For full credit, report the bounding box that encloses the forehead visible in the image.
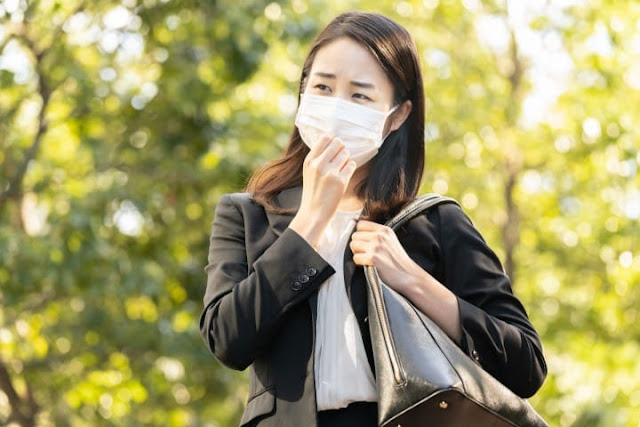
[310,37,392,86]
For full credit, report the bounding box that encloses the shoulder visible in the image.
[401,196,488,250]
[213,192,264,226]
[429,199,489,248]
[215,192,264,214]
[433,200,476,232]
[417,198,499,268]
[401,197,472,232]
[219,192,253,207]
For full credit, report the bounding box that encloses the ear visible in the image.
[388,100,413,133]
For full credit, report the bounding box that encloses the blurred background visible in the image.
[0,0,638,425]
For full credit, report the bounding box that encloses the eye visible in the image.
[313,84,332,93]
[353,93,372,101]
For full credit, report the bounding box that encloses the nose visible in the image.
[331,91,351,102]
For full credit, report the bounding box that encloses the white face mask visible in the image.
[295,93,399,167]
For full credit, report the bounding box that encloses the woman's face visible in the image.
[305,37,396,114]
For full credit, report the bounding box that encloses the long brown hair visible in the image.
[246,11,425,223]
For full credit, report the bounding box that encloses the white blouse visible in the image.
[314,208,377,411]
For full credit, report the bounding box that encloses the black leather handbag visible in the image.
[365,193,547,427]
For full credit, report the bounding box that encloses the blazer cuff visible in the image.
[457,297,486,366]
[253,227,335,311]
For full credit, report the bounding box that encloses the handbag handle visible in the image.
[383,193,457,231]
[364,192,458,282]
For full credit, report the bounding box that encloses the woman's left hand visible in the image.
[351,219,463,343]
[350,219,425,292]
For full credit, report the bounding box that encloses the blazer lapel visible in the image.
[343,234,358,293]
[263,186,363,326]
[263,187,321,318]
[264,187,302,237]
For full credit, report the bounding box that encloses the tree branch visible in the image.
[0,98,25,150]
[0,356,36,427]
[0,72,49,209]
[0,34,13,55]
[0,1,86,211]
[2,291,67,327]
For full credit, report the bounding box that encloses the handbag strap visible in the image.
[383,193,458,230]
[363,193,459,387]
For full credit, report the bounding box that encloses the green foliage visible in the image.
[0,0,638,426]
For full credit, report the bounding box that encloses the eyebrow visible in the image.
[312,72,376,89]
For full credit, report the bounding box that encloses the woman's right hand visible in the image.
[288,135,357,248]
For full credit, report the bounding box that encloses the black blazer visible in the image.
[200,187,546,426]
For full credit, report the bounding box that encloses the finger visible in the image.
[353,252,374,266]
[308,134,335,159]
[316,137,345,167]
[356,220,386,232]
[331,145,351,165]
[351,231,374,242]
[349,239,367,253]
[339,159,357,176]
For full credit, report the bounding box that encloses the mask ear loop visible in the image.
[381,104,401,142]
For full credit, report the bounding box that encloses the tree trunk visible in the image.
[501,25,525,285]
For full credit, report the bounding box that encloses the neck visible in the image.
[338,166,367,211]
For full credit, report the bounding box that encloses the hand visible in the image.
[288,135,357,248]
[350,219,427,292]
[350,219,463,343]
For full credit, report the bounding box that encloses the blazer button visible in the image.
[292,281,302,291]
[306,267,317,276]
[299,274,309,283]
[472,350,480,361]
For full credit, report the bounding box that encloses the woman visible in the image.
[200,11,546,426]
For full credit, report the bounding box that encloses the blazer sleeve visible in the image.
[436,202,547,398]
[199,194,335,371]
